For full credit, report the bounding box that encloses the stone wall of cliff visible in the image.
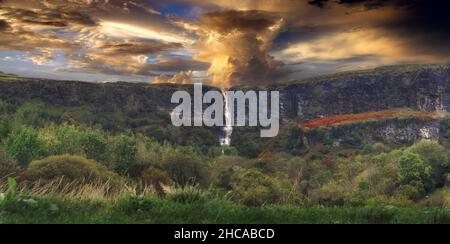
[272,64,450,122]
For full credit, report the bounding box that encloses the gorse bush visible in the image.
[21,155,124,191]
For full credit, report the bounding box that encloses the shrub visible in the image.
[80,130,108,163]
[14,101,59,127]
[372,143,390,154]
[408,140,450,187]
[167,185,210,204]
[396,152,432,199]
[114,135,138,175]
[208,146,238,157]
[21,155,124,191]
[162,154,205,186]
[39,124,83,156]
[0,146,17,178]
[229,168,286,206]
[0,117,12,141]
[7,126,47,166]
[140,168,171,196]
[424,188,450,208]
[238,140,262,158]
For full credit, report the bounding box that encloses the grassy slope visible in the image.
[300,109,440,129]
[1,196,450,224]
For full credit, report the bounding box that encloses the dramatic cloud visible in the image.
[193,10,287,88]
[0,19,9,31]
[0,0,449,85]
[153,71,194,84]
[63,40,185,76]
[0,6,97,27]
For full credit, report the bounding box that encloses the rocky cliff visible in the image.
[238,64,450,123]
[1,64,450,149]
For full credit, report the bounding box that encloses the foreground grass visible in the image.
[1,196,450,224]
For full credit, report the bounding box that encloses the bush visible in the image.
[140,168,171,196]
[0,146,17,177]
[39,124,83,156]
[80,130,108,163]
[21,155,124,190]
[162,154,206,186]
[208,146,238,157]
[372,143,390,154]
[14,102,59,127]
[7,126,47,166]
[408,140,450,187]
[230,168,287,206]
[114,135,138,175]
[0,117,12,141]
[396,152,432,199]
[167,185,210,204]
[424,188,450,208]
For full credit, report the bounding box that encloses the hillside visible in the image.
[2,65,450,223]
[0,74,222,149]
[1,64,450,153]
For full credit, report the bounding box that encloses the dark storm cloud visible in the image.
[0,19,9,31]
[0,6,97,27]
[309,0,389,9]
[305,0,450,61]
[200,10,280,33]
[98,41,183,56]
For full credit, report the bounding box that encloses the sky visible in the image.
[0,0,450,88]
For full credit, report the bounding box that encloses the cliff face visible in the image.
[272,64,450,122]
[1,64,450,148]
[0,76,219,116]
[0,74,223,147]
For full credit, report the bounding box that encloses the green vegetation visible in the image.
[0,99,450,224]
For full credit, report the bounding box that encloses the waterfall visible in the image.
[220,90,233,146]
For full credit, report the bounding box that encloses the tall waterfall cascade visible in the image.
[220,90,233,146]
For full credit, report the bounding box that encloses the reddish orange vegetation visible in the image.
[300,109,440,129]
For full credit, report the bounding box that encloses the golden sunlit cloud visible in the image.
[193,11,287,88]
[0,0,449,84]
[99,21,193,44]
[278,28,441,67]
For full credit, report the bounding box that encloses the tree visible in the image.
[408,140,450,187]
[80,130,108,164]
[114,135,138,175]
[0,117,12,141]
[230,168,287,206]
[396,152,432,198]
[8,126,47,166]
